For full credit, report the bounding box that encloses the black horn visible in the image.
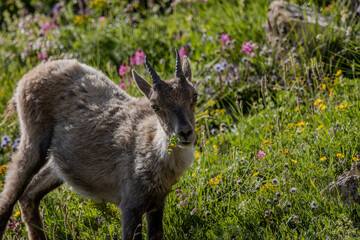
[145,57,162,85]
[175,49,185,79]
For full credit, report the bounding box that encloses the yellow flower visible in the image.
[291,159,297,164]
[261,139,273,146]
[335,69,342,77]
[195,152,200,159]
[320,84,326,90]
[337,153,344,159]
[213,145,218,149]
[353,157,359,162]
[192,173,197,179]
[252,171,260,177]
[317,125,324,130]
[0,165,8,175]
[207,178,214,185]
[73,15,89,25]
[317,103,326,110]
[217,174,222,179]
[320,156,327,162]
[297,122,305,127]
[261,183,278,192]
[279,149,290,154]
[207,100,216,107]
[295,106,299,112]
[335,102,351,111]
[314,99,322,106]
[13,210,20,218]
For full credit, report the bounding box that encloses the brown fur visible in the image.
[0,56,197,240]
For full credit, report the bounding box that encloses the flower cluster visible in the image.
[242,42,254,57]
[207,174,222,185]
[130,49,146,66]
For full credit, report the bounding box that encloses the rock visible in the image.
[266,1,330,47]
[322,162,360,205]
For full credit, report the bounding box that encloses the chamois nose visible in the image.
[177,125,193,139]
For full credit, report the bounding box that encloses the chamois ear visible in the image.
[182,56,192,82]
[132,70,152,99]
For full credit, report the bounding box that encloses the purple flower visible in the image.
[38,52,47,60]
[41,22,51,32]
[221,34,230,45]
[190,208,198,215]
[98,16,105,23]
[119,63,130,77]
[8,220,18,230]
[257,151,266,160]
[179,46,188,60]
[213,63,224,72]
[130,49,146,66]
[242,42,254,57]
[12,138,20,150]
[119,82,126,90]
[1,135,11,145]
[178,200,186,208]
[205,87,213,95]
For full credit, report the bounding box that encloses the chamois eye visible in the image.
[150,104,159,112]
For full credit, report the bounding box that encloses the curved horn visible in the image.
[175,49,185,79]
[145,57,162,85]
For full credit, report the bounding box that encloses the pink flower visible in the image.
[119,81,126,90]
[257,151,266,160]
[98,16,105,23]
[37,52,47,60]
[178,200,186,208]
[179,46,188,60]
[51,23,58,28]
[190,208,198,215]
[130,48,146,66]
[41,22,51,32]
[242,42,254,57]
[119,62,130,77]
[221,34,230,45]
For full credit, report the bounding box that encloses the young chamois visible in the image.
[0,49,198,240]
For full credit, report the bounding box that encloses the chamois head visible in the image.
[132,49,197,147]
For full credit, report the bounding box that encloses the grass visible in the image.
[1,0,360,239]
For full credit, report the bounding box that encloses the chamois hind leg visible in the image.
[0,131,52,238]
[18,161,63,240]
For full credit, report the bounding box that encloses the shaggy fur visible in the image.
[0,55,197,240]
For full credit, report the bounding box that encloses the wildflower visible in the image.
[335,101,351,111]
[1,135,11,146]
[337,153,344,159]
[295,106,300,112]
[195,152,200,159]
[119,81,126,90]
[13,211,20,218]
[317,103,326,110]
[257,151,266,160]
[179,46,188,60]
[237,179,243,185]
[98,16,105,23]
[73,15,89,25]
[213,63,225,72]
[242,42,254,57]
[220,34,230,45]
[8,220,18,230]
[320,84,326,90]
[317,125,324,130]
[207,178,214,185]
[310,201,318,209]
[40,22,51,32]
[119,63,130,77]
[252,171,259,177]
[291,159,297,164]
[335,69,342,77]
[190,208,198,215]
[314,99,322,106]
[130,49,146,66]
[262,139,273,146]
[178,200,186,208]
[272,178,279,185]
[297,122,305,127]
[175,188,182,194]
[276,192,281,197]
[192,173,197,179]
[12,138,20,150]
[320,156,327,162]
[290,187,297,193]
[37,52,47,60]
[353,157,359,162]
[205,210,211,216]
[213,145,218,149]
